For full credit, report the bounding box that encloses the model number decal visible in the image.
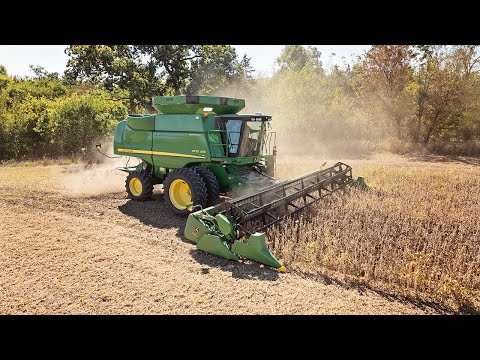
[192,149,206,154]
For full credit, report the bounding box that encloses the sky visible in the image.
[0,45,371,78]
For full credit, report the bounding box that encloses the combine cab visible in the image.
[112,95,366,271]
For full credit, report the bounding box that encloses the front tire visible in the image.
[125,171,154,200]
[163,168,208,217]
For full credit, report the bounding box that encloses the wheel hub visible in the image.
[169,179,192,210]
[129,178,143,196]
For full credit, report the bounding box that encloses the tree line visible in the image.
[0,45,253,160]
[1,45,480,161]
[262,45,480,156]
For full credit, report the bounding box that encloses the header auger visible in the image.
[111,95,367,271]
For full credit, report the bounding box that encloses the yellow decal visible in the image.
[193,227,200,238]
[117,148,205,159]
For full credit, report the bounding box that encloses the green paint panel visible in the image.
[123,125,152,150]
[154,114,205,132]
[197,234,240,260]
[232,233,283,269]
[152,95,245,114]
[127,115,155,131]
[113,119,153,164]
[215,214,233,236]
[185,212,212,244]
[220,156,262,166]
[207,131,226,158]
[114,120,126,145]
[205,164,230,188]
[150,114,210,169]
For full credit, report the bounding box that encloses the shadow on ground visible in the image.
[190,249,279,281]
[292,269,455,314]
[118,192,279,281]
[407,154,480,166]
[118,193,185,236]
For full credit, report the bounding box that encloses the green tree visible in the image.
[0,66,10,89]
[355,45,414,140]
[187,46,254,94]
[64,45,252,111]
[276,45,323,72]
[51,91,128,155]
[65,45,167,111]
[0,70,128,160]
[413,45,480,143]
[135,45,198,96]
[28,65,60,80]
[264,60,358,151]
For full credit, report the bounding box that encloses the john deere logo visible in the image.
[193,227,200,237]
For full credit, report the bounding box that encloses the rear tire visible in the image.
[192,166,220,207]
[163,168,208,217]
[125,171,154,201]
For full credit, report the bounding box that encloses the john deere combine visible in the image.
[113,95,365,271]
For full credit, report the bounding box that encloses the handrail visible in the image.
[262,131,277,156]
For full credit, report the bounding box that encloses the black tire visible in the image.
[192,166,220,207]
[163,168,208,217]
[125,170,154,201]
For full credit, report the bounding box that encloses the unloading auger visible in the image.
[185,162,366,271]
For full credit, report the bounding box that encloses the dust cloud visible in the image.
[62,74,367,198]
[215,74,373,162]
[225,170,279,198]
[62,142,138,197]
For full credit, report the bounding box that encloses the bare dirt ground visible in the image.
[0,154,457,314]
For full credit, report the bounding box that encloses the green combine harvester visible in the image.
[112,95,366,271]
